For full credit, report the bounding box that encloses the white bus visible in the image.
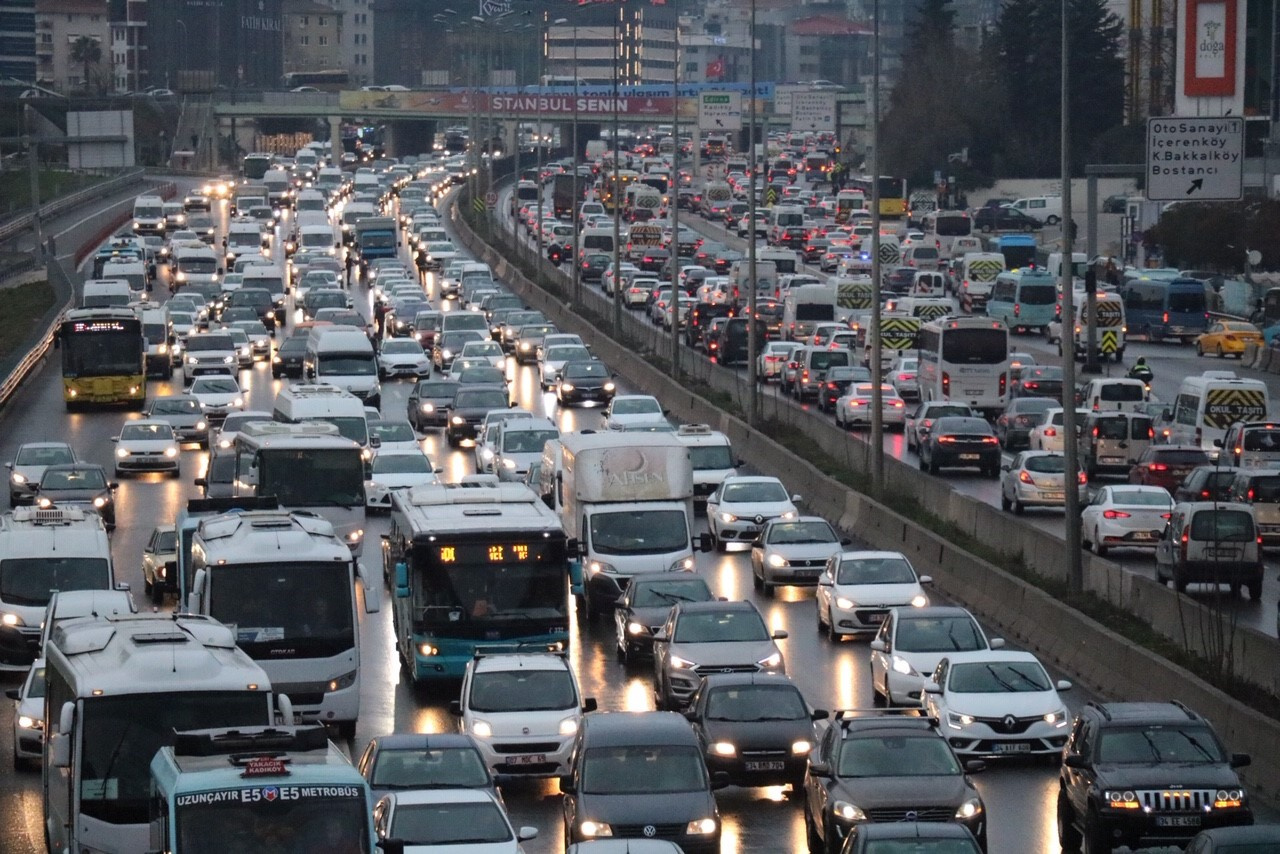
[917,316,1012,416]
[187,510,380,738]
[43,613,277,854]
[231,421,368,557]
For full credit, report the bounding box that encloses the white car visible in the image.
[888,355,920,401]
[757,341,800,381]
[869,606,1004,707]
[378,339,432,379]
[814,550,931,640]
[112,419,181,476]
[706,475,800,551]
[1027,407,1087,452]
[922,650,1072,758]
[834,383,907,430]
[373,789,537,853]
[999,451,1087,514]
[602,394,667,431]
[6,441,77,505]
[10,658,44,769]
[368,419,421,452]
[1080,484,1175,556]
[458,652,596,778]
[187,375,246,422]
[366,449,439,510]
[458,340,506,368]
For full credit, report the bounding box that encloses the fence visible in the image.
[0,168,145,246]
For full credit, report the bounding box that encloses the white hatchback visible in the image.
[815,550,932,640]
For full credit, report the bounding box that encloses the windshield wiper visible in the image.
[1005,666,1048,691]
[983,665,1020,693]
[1174,730,1217,762]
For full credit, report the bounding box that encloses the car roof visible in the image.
[581,711,699,746]
[367,732,483,751]
[1086,701,1205,725]
[674,599,759,616]
[384,788,497,807]
[696,672,801,691]
[937,649,1040,667]
[894,605,972,621]
[471,652,572,674]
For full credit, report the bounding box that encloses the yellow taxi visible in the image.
[1195,320,1263,358]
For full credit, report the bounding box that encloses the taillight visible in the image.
[1014,303,1020,316]
[1018,471,1034,484]
[942,371,950,396]
[1149,463,1169,472]
[1163,311,1169,323]
[1103,509,1131,519]
[999,373,1007,395]
[1078,471,1088,484]
[1180,527,1189,560]
[1044,428,1057,437]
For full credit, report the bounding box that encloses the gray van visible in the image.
[1155,502,1263,598]
[1225,470,1280,548]
[1079,411,1154,477]
[787,346,854,402]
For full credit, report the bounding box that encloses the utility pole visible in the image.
[26,136,42,252]
[611,1,623,338]
[1061,0,1083,595]
[745,0,759,424]
[670,1,681,378]
[869,0,883,489]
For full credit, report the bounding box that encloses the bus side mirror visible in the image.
[358,563,382,614]
[189,568,207,612]
[394,561,410,598]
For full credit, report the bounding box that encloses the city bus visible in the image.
[232,421,368,558]
[58,308,146,409]
[43,613,277,854]
[240,152,274,182]
[281,69,351,92]
[917,315,1012,416]
[849,175,908,218]
[597,169,639,214]
[385,480,569,682]
[188,510,380,738]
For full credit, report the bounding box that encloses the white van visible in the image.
[298,222,341,257]
[132,194,166,236]
[224,219,267,265]
[675,424,740,507]
[1077,378,1148,413]
[272,382,371,449]
[303,326,381,407]
[80,278,132,309]
[1010,196,1063,226]
[957,252,1005,313]
[171,244,221,288]
[100,258,148,302]
[783,283,838,343]
[1170,371,1270,455]
[1049,291,1126,362]
[141,307,171,379]
[579,226,615,257]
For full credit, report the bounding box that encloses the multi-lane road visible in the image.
[0,175,1269,854]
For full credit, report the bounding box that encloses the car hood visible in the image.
[576,790,716,825]
[403,840,518,854]
[38,487,108,501]
[699,717,814,749]
[628,605,677,630]
[153,414,204,427]
[119,439,177,453]
[832,773,973,809]
[194,393,240,406]
[834,582,925,608]
[1092,763,1244,789]
[717,500,795,520]
[370,473,438,490]
[668,640,780,668]
[766,542,843,561]
[382,352,428,364]
[943,690,1063,718]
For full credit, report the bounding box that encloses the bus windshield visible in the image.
[257,448,365,506]
[0,557,109,606]
[941,329,1007,364]
[177,793,370,854]
[209,562,355,658]
[62,329,143,377]
[413,556,567,626]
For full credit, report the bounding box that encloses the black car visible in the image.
[406,378,460,430]
[804,238,833,264]
[443,385,512,446]
[356,733,496,801]
[711,317,767,367]
[693,241,725,269]
[839,821,984,854]
[613,573,714,662]
[781,226,809,249]
[994,398,1057,450]
[803,712,987,853]
[973,206,1041,233]
[1173,465,1240,502]
[556,360,617,407]
[884,266,918,296]
[686,673,826,788]
[1058,701,1252,853]
[1012,365,1064,399]
[35,464,117,528]
[819,366,873,413]
[271,335,308,378]
[919,417,1001,477]
[685,303,733,349]
[637,247,670,274]
[561,711,723,854]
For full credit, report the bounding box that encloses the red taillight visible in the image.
[1103,509,1131,519]
[980,436,999,444]
[1149,463,1169,472]
[1163,311,1169,323]
[942,371,950,396]
[1044,428,1057,437]
[1078,471,1088,484]
[898,373,916,382]
[1014,303,1020,317]
[1161,513,1172,520]
[892,401,905,408]
[1018,471,1034,484]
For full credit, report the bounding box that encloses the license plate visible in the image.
[1101,456,1124,463]
[964,389,983,396]
[1131,532,1156,541]
[1205,548,1240,558]
[507,754,547,766]
[1155,816,1201,828]
[865,612,887,623]
[958,453,980,460]
[796,569,822,578]
[744,760,786,771]
[1041,492,1064,500]
[991,742,1031,753]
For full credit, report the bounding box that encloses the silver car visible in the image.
[652,599,787,710]
[749,516,847,595]
[7,442,78,505]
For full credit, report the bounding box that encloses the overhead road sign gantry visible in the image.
[698,91,743,132]
[1145,116,1243,201]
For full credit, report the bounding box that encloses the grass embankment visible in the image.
[0,280,57,362]
[0,169,104,217]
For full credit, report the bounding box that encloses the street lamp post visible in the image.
[1060,0,1083,594]
[869,0,884,489]
[611,1,623,338]
[745,0,759,421]
[571,21,581,308]
[670,1,681,378]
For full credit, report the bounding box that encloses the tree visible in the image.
[70,36,102,93]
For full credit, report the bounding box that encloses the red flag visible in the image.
[706,57,724,80]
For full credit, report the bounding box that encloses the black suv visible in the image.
[1057,701,1253,853]
[803,711,987,853]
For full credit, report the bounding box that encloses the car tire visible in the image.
[928,454,940,475]
[804,802,823,854]
[752,565,763,591]
[1083,808,1111,854]
[1196,342,1204,356]
[1174,571,1189,594]
[1247,577,1263,600]
[1093,535,1108,557]
[1013,496,1024,515]
[150,579,164,606]
[1057,794,1083,852]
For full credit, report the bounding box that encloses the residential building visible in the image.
[108,0,144,92]
[314,0,371,87]
[546,3,677,86]
[284,0,342,75]
[1,0,37,82]
[35,0,110,93]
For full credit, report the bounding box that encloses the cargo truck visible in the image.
[352,216,399,272]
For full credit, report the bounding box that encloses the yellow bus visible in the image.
[850,175,908,219]
[59,308,146,409]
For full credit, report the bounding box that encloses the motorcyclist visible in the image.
[1127,356,1153,383]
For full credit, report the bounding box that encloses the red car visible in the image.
[1128,445,1211,493]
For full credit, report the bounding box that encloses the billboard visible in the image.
[1175,0,1244,116]
[338,90,674,116]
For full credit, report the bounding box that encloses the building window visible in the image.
[318,36,327,46]
[799,45,816,55]
[685,61,697,73]
[300,35,309,45]
[319,16,326,26]
[301,16,308,26]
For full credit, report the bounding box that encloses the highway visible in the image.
[0,175,1268,854]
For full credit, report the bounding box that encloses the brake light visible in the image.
[1163,311,1169,324]
[1248,488,1256,500]
[1200,490,1211,498]
[999,372,1007,396]
[1078,471,1088,484]
[1103,509,1131,519]
[892,400,905,408]
[1019,471,1033,484]
[1014,303,1020,317]
[1044,428,1057,437]
[942,371,950,396]
[1161,513,1172,520]
[1149,463,1169,472]
[1180,526,1189,560]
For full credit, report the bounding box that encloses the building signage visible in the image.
[1183,0,1236,96]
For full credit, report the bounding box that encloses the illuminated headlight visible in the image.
[232,397,244,407]
[470,719,493,738]
[559,382,575,391]
[628,621,650,636]
[1214,789,1245,809]
[955,799,983,820]
[719,512,738,524]
[832,800,866,822]
[603,381,616,391]
[222,356,235,364]
[519,342,532,351]
[93,496,108,508]
[273,354,283,363]
[1044,708,1069,727]
[686,818,717,836]
[417,643,438,657]
[37,497,53,508]
[451,416,465,425]
[501,458,517,470]
[780,510,798,520]
[791,739,812,755]
[767,553,788,568]
[911,594,929,608]
[710,741,736,757]
[158,344,168,354]
[346,529,364,544]
[0,612,24,627]
[441,349,453,360]
[890,655,916,676]
[579,821,612,838]
[195,421,207,431]
[946,711,976,729]
[835,597,856,609]
[669,556,695,572]
[587,561,615,575]
[176,271,187,282]
[558,716,579,736]
[134,221,142,230]
[10,472,26,484]
[420,402,435,413]
[163,447,178,458]
[327,670,357,692]
[116,448,131,458]
[668,654,697,670]
[757,652,783,670]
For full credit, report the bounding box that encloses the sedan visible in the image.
[993,398,1056,451]
[999,451,1086,514]
[614,574,715,663]
[1128,445,1212,492]
[757,341,800,382]
[685,673,824,788]
[1195,320,1263,358]
[818,366,873,414]
[706,476,800,551]
[368,419,421,452]
[187,375,245,422]
[839,823,984,854]
[378,339,432,379]
[750,517,847,595]
[1010,365,1063,399]
[1173,465,1238,503]
[6,441,77,506]
[444,386,513,447]
[1027,407,1088,452]
[835,384,906,431]
[556,360,617,407]
[920,417,1002,477]
[540,344,592,389]
[112,420,181,476]
[407,378,460,431]
[366,449,439,511]
[271,335,307,378]
[906,402,977,455]
[356,732,496,801]
[815,551,932,640]
[869,606,1004,708]
[144,394,209,447]
[35,464,117,528]
[1080,484,1175,555]
[652,600,788,710]
[922,650,1072,758]
[887,356,920,401]
[603,394,667,430]
[373,789,536,852]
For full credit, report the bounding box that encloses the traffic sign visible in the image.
[472,197,486,213]
[484,191,498,209]
[698,92,742,132]
[1146,116,1243,202]
[791,92,836,133]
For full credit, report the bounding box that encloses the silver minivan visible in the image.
[1078,411,1154,477]
[1155,502,1263,599]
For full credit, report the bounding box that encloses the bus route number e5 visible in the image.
[438,544,532,563]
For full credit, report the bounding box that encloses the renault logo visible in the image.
[643,825,657,837]
[1003,715,1017,730]
[754,514,764,524]
[521,726,530,735]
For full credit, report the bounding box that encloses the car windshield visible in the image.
[391,801,511,845]
[16,445,74,466]
[948,661,1051,693]
[417,381,459,399]
[563,362,608,379]
[1023,455,1065,474]
[705,685,807,721]
[546,346,590,363]
[721,481,789,503]
[370,422,416,444]
[837,557,917,585]
[41,468,106,490]
[372,453,431,475]
[382,341,422,355]
[191,378,239,395]
[673,609,769,643]
[469,668,576,712]
[838,734,963,777]
[689,445,734,471]
[631,578,712,607]
[370,745,491,790]
[1097,725,1225,764]
[457,368,504,385]
[453,389,508,409]
[580,746,707,794]
[895,616,985,652]
[502,430,558,454]
[120,423,174,441]
[612,397,661,415]
[766,520,836,544]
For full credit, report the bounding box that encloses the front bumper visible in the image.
[477,734,574,777]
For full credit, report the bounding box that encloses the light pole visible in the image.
[571,19,581,308]
[745,0,759,421]
[669,1,681,377]
[1060,0,1083,594]
[869,0,884,489]
[610,0,623,338]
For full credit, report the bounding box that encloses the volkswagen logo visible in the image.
[643,825,657,837]
[521,726,530,735]
[904,810,918,821]
[1003,715,1017,730]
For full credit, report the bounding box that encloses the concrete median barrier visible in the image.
[1257,347,1274,372]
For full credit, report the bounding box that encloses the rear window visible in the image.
[1189,509,1254,541]
[1020,284,1057,305]
[1025,455,1065,473]
[1095,418,1128,440]
[1169,290,1207,313]
[1100,384,1144,401]
[809,351,850,371]
[1156,450,1211,466]
[1244,476,1280,503]
[1242,429,1280,452]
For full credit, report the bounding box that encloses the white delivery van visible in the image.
[675,424,740,507]
[100,258,148,302]
[957,252,1005,313]
[171,244,221,289]
[298,222,341,257]
[1010,196,1063,226]
[783,283,838,343]
[303,326,381,407]
[1077,377,1148,413]
[132,194,166,236]
[224,219,267,265]
[80,278,132,309]
[272,382,372,450]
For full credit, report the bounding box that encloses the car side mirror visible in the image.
[4,689,17,700]
[808,760,831,778]
[1056,679,1073,691]
[924,682,942,694]
[989,638,1005,649]
[582,697,598,713]
[448,700,462,717]
[194,477,207,488]
[376,840,405,854]
[652,629,669,643]
[772,630,788,640]
[964,759,986,774]
[869,639,887,652]
[1064,753,1089,769]
[558,775,575,793]
[108,482,119,491]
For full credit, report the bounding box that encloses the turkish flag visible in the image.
[707,57,724,80]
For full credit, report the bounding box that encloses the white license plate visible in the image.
[1131,532,1157,541]
[991,742,1031,753]
[865,612,887,623]
[964,389,983,396]
[744,760,786,771]
[1205,548,1240,559]
[958,454,980,460]
[507,754,547,766]
[1101,456,1124,463]
[1041,492,1064,500]
[1155,816,1201,828]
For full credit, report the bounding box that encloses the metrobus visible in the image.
[1117,271,1210,343]
[58,308,146,409]
[385,480,569,682]
[240,152,274,182]
[43,613,276,854]
[281,69,350,92]
[188,510,380,738]
[231,421,368,558]
[150,726,376,854]
[923,210,973,258]
[849,175,908,218]
[917,316,1012,416]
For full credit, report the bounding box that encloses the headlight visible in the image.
[116,448,130,458]
[668,654,697,670]
[780,510,798,520]
[0,612,24,627]
[417,643,439,657]
[1105,790,1139,809]
[232,397,244,407]
[946,711,976,729]
[579,821,612,838]
[603,381,616,391]
[628,621,649,636]
[442,349,453,360]
[327,670,357,692]
[420,403,435,412]
[757,652,783,669]
[911,594,929,608]
[346,529,363,543]
[1214,789,1245,808]
[719,512,738,524]
[558,716,579,736]
[501,458,517,470]
[163,447,178,458]
[451,416,465,425]
[669,556,695,572]
[195,421,207,430]
[222,355,235,364]
[587,561,616,575]
[8,471,24,484]
[767,553,788,568]
[559,382,575,391]
[832,800,866,822]
[686,818,717,836]
[791,740,812,755]
[520,342,532,351]
[16,715,41,730]
[710,741,736,757]
[891,655,916,676]
[93,496,108,508]
[471,720,493,738]
[1044,708,1069,727]
[955,798,983,819]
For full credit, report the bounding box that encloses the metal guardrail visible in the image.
[0,168,145,246]
[0,258,69,410]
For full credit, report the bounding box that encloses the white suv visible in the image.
[454,652,597,778]
[181,331,238,384]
